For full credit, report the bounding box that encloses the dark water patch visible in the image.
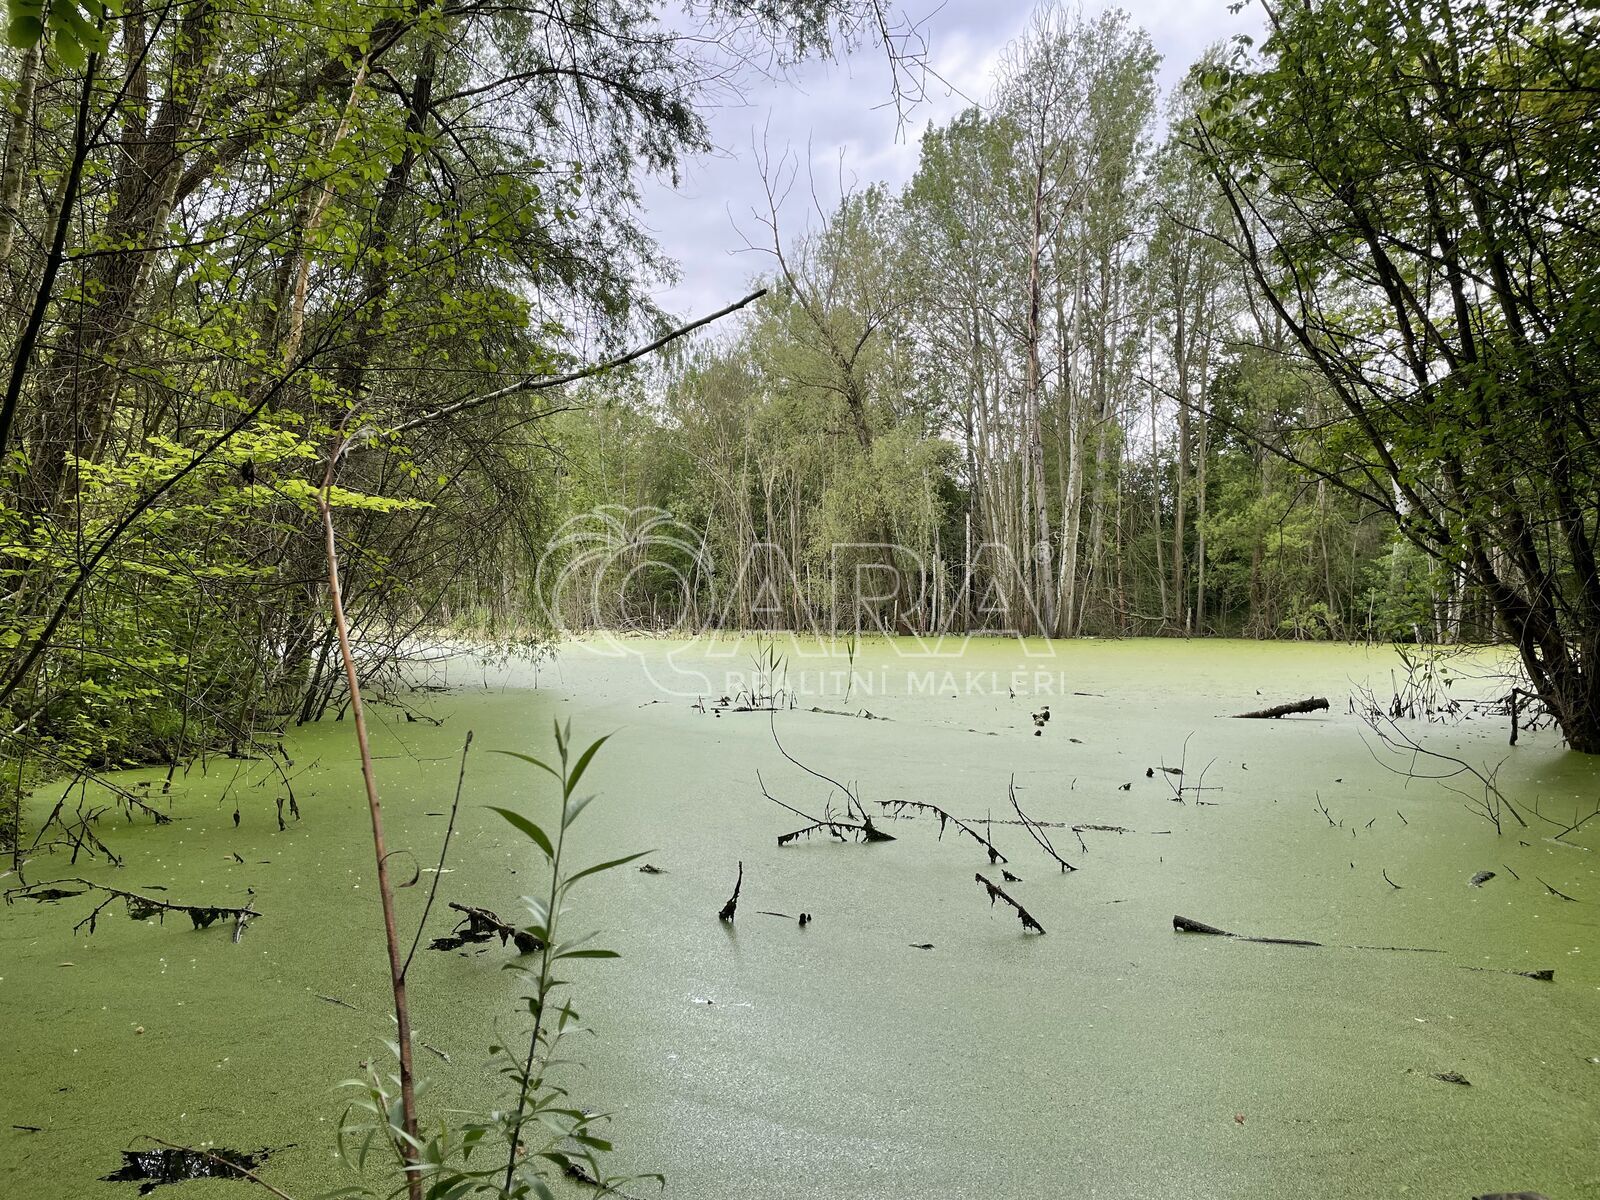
[102,1146,274,1194]
[20,887,86,902]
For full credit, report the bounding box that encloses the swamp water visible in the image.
[3,638,1599,1199]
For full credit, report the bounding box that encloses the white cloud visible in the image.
[641,0,1264,321]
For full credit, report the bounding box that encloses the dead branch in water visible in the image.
[768,712,884,828]
[1233,697,1329,719]
[1007,776,1075,872]
[1537,876,1578,903]
[5,878,258,941]
[1173,914,1321,946]
[1155,734,1221,803]
[1354,688,1535,834]
[878,799,1005,863]
[432,901,541,953]
[758,772,893,845]
[975,872,1045,933]
[719,862,743,922]
[402,731,474,978]
[1173,915,1550,980]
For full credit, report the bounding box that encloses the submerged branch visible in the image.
[1007,776,1075,872]
[878,799,1006,863]
[6,878,258,940]
[432,902,541,953]
[1173,914,1546,981]
[758,771,893,846]
[718,861,743,922]
[975,872,1044,934]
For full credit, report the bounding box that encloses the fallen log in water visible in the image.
[1232,697,1330,719]
[1174,915,1553,979]
[1173,914,1321,946]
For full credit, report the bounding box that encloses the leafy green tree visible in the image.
[1195,0,1600,746]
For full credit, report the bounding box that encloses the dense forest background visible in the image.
[543,10,1442,647]
[2,0,1599,828]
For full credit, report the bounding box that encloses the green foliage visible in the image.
[4,0,117,66]
[337,724,657,1200]
[1193,0,1600,736]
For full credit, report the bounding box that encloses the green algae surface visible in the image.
[4,638,1599,1199]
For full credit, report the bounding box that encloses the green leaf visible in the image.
[562,733,610,797]
[487,806,554,858]
[6,14,42,46]
[521,894,550,928]
[493,748,560,781]
[562,791,597,828]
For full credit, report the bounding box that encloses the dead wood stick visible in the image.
[1233,697,1330,719]
[1458,964,1555,982]
[878,799,1006,863]
[718,862,743,922]
[1537,876,1579,902]
[1008,776,1075,872]
[1173,914,1321,946]
[442,902,541,953]
[4,878,257,938]
[767,716,885,833]
[975,872,1045,934]
[759,772,892,846]
[400,731,473,978]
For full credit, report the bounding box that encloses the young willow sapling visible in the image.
[337,722,660,1200]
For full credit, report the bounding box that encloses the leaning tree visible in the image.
[1194,0,1600,749]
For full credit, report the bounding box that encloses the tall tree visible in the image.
[1195,0,1600,747]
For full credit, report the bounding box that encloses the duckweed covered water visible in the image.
[3,638,1598,1199]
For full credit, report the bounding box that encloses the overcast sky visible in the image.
[639,0,1265,322]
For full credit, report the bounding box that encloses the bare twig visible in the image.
[975,872,1045,933]
[394,290,768,433]
[1007,776,1075,872]
[401,731,474,979]
[877,799,1006,863]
